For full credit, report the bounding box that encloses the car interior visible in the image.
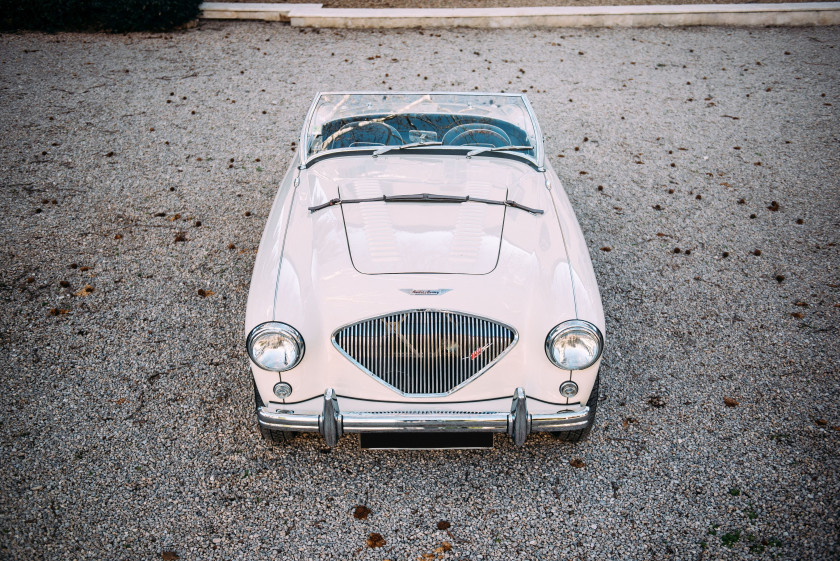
[316,113,530,153]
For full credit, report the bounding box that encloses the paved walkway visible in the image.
[230,0,834,5]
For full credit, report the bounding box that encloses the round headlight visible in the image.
[247,322,305,372]
[545,320,604,370]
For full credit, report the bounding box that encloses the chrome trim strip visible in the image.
[519,94,544,167]
[331,309,518,398]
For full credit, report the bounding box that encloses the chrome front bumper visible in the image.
[258,388,591,447]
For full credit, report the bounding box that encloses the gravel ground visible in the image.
[1,22,839,561]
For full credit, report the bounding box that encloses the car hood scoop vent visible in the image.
[339,179,506,275]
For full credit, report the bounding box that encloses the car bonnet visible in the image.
[304,154,542,275]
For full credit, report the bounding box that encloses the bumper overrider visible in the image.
[258,388,591,447]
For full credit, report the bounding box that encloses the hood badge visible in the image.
[464,343,492,361]
[400,289,452,296]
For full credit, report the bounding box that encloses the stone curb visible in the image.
[199,1,840,27]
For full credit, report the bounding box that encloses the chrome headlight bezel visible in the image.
[545,320,604,370]
[247,322,305,372]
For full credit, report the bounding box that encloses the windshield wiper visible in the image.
[308,193,543,215]
[372,141,443,156]
[465,145,534,157]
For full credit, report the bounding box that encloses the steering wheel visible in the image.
[449,129,509,148]
[323,121,403,150]
[443,123,511,146]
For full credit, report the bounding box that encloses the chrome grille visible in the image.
[332,310,517,396]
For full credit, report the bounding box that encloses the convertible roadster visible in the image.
[245,92,605,447]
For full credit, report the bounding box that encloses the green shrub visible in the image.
[0,0,202,32]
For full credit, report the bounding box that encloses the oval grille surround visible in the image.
[332,310,517,397]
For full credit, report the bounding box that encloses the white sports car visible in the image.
[245,92,604,447]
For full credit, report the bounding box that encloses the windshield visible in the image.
[301,92,542,166]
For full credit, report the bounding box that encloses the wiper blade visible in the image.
[308,193,543,215]
[384,193,465,203]
[465,145,534,157]
[372,141,443,156]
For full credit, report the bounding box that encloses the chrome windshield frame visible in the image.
[298,91,544,169]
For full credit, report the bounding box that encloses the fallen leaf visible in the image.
[48,308,70,316]
[436,520,451,531]
[161,552,179,561]
[723,396,739,407]
[569,458,585,468]
[366,533,386,548]
[600,246,611,252]
[168,213,181,221]
[197,289,214,298]
[791,312,804,319]
[353,505,371,520]
[816,419,827,426]
[74,285,94,297]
